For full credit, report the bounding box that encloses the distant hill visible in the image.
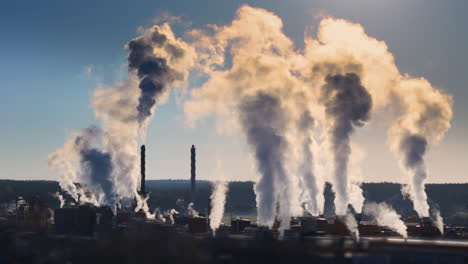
[1,180,467,224]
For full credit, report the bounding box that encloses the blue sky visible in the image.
[0,0,467,183]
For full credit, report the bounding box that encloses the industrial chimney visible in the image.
[140,145,146,196]
[190,145,196,203]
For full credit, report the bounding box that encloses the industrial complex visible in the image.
[0,145,467,264]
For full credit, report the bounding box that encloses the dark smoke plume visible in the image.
[238,93,289,227]
[400,134,427,169]
[320,73,372,215]
[127,28,184,123]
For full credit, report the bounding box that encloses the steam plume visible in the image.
[433,209,444,235]
[364,202,408,238]
[53,192,65,208]
[166,209,179,224]
[297,111,324,216]
[187,202,199,217]
[48,126,117,212]
[390,79,452,218]
[209,180,228,233]
[320,73,372,216]
[49,22,193,217]
[239,93,291,228]
[344,213,359,240]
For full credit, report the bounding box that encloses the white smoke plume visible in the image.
[210,180,228,234]
[320,73,372,216]
[49,22,194,217]
[433,209,444,235]
[184,5,452,229]
[48,5,453,228]
[187,202,199,217]
[48,126,116,212]
[297,111,325,216]
[53,192,66,208]
[166,209,179,224]
[344,213,359,241]
[185,6,309,230]
[364,202,408,238]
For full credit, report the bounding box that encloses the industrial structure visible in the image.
[190,144,196,203]
[1,144,467,263]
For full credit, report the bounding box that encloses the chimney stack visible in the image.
[190,145,196,203]
[140,145,146,195]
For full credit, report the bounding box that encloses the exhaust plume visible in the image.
[297,111,324,216]
[344,213,359,241]
[364,202,408,238]
[187,202,199,217]
[48,126,117,212]
[320,73,372,216]
[126,24,194,138]
[50,22,193,217]
[209,180,228,233]
[53,192,65,208]
[166,209,179,225]
[390,79,452,218]
[433,209,444,235]
[239,93,291,228]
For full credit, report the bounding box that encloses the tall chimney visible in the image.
[190,145,196,203]
[140,145,146,195]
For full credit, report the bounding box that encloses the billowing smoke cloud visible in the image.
[49,4,453,230]
[390,80,452,218]
[399,134,429,216]
[184,5,452,231]
[127,24,194,139]
[364,202,408,238]
[49,23,193,217]
[239,93,292,229]
[320,73,372,216]
[48,126,117,212]
[209,180,228,233]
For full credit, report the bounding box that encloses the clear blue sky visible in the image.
[0,0,466,183]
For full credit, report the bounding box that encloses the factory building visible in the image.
[54,205,96,235]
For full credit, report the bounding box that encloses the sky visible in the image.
[0,0,467,183]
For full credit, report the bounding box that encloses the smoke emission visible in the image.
[49,22,194,217]
[344,213,359,241]
[48,5,453,229]
[320,73,372,216]
[364,202,408,238]
[239,93,291,229]
[209,181,228,233]
[126,24,192,134]
[187,202,199,217]
[48,126,117,212]
[433,209,444,235]
[297,111,324,216]
[53,192,65,208]
[399,134,430,217]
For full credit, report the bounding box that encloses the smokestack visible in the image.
[140,145,146,195]
[191,145,196,203]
